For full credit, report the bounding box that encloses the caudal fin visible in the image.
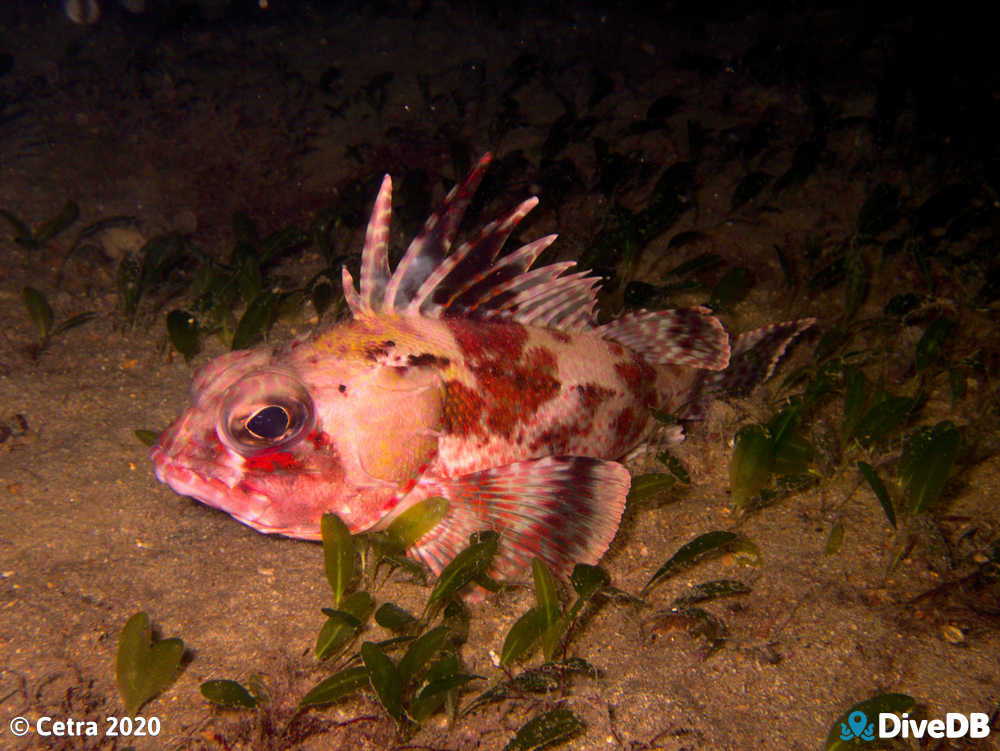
[720,318,816,395]
[678,318,815,419]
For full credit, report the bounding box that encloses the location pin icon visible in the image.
[848,711,867,738]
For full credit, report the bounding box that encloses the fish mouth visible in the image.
[149,443,285,534]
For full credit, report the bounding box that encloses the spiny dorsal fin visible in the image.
[342,153,602,330]
[384,154,492,311]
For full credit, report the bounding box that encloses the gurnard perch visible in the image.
[151,154,814,581]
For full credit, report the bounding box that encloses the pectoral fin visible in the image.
[406,456,630,582]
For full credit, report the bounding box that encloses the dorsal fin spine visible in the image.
[342,152,602,331]
[359,174,393,314]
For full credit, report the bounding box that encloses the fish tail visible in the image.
[680,317,816,419]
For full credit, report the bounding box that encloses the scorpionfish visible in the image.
[151,154,813,581]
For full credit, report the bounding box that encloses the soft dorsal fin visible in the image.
[596,307,731,370]
[342,153,602,331]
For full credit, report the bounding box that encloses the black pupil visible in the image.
[246,406,290,440]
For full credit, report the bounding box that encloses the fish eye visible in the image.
[245,405,290,440]
[218,370,315,456]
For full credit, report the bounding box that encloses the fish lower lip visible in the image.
[151,454,267,523]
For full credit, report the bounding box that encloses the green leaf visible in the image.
[627,473,675,504]
[730,172,771,212]
[115,612,184,716]
[644,531,759,594]
[425,531,499,612]
[409,651,471,722]
[812,326,847,362]
[321,513,355,607]
[315,591,373,660]
[138,233,188,295]
[656,450,690,483]
[374,602,418,633]
[299,665,369,708]
[319,608,362,628]
[841,365,868,444]
[134,429,159,446]
[441,599,470,648]
[245,674,269,704]
[0,209,36,248]
[504,707,584,751]
[843,245,867,321]
[825,693,915,750]
[397,625,450,689]
[671,579,750,607]
[465,661,593,717]
[900,421,960,514]
[569,564,605,602]
[22,286,53,341]
[771,431,814,476]
[410,672,479,723]
[855,395,915,447]
[857,461,895,528]
[532,558,560,630]
[34,201,79,244]
[231,292,278,350]
[730,424,774,508]
[914,317,955,372]
[200,679,259,709]
[767,406,813,476]
[551,564,607,647]
[825,522,844,555]
[500,608,544,667]
[51,311,97,337]
[236,255,262,303]
[383,496,450,552]
[708,266,752,311]
[773,244,795,287]
[166,310,199,362]
[533,559,564,662]
[361,642,404,724]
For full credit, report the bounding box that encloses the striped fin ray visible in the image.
[343,151,604,331]
[443,235,557,316]
[407,456,630,581]
[489,269,602,329]
[383,154,493,312]
[404,196,540,316]
[466,262,577,316]
[357,174,393,315]
[597,307,731,369]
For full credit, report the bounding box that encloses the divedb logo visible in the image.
[839,710,992,741]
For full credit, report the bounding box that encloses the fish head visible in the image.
[150,337,443,538]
